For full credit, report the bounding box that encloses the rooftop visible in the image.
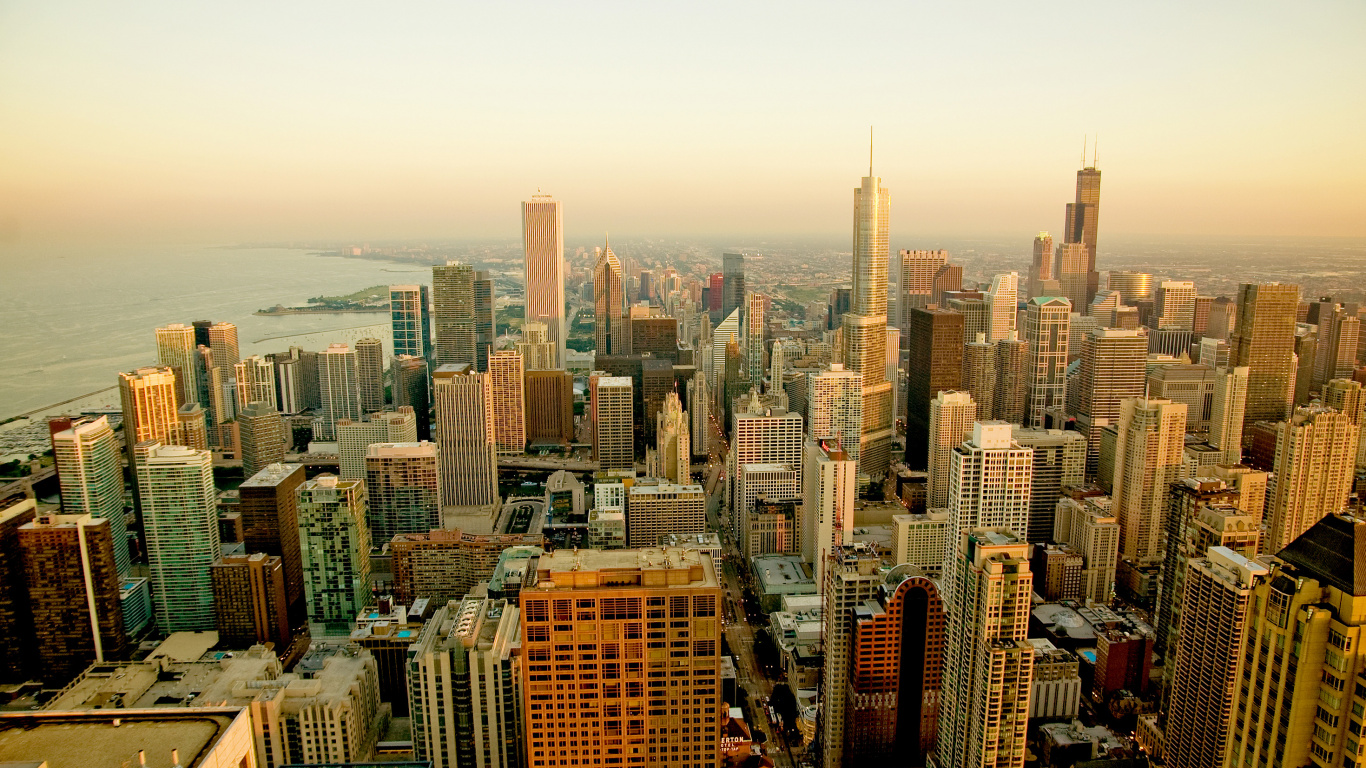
[531,547,718,590]
[1277,513,1366,596]
[0,709,249,768]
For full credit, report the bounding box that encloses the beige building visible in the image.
[1208,365,1250,464]
[945,423,1033,587]
[335,407,419,480]
[354,337,385,413]
[433,365,500,508]
[802,438,857,588]
[365,441,441,542]
[119,365,180,445]
[655,391,690,484]
[517,321,557,371]
[926,391,976,509]
[235,355,278,414]
[488,350,527,456]
[1023,297,1072,428]
[238,401,286,480]
[1052,495,1120,604]
[0,708,256,768]
[1071,328,1146,472]
[820,542,884,768]
[892,509,950,578]
[1230,282,1300,423]
[316,343,361,441]
[1112,398,1187,563]
[519,548,723,768]
[591,375,634,471]
[155,323,200,405]
[1267,404,1358,551]
[805,364,862,465]
[625,479,706,549]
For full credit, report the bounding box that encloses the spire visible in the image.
[869,125,874,177]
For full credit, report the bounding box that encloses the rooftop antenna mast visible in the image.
[1093,134,1099,168]
[869,125,874,176]
[1081,135,1087,168]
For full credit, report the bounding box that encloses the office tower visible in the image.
[897,248,949,331]
[232,355,276,414]
[994,333,1027,423]
[1266,405,1358,551]
[769,338,787,393]
[519,548,722,768]
[722,251,746,318]
[932,264,963,306]
[631,316,680,361]
[409,594,525,768]
[1147,363,1218,432]
[364,442,441,543]
[271,353,303,413]
[433,365,500,507]
[589,374,634,471]
[708,271,724,312]
[522,194,566,368]
[1203,295,1235,341]
[843,567,945,764]
[198,350,234,446]
[947,293,987,343]
[802,438,856,588]
[239,463,306,625]
[905,307,965,468]
[1062,161,1102,306]
[390,284,433,359]
[1293,323,1318,405]
[433,261,477,366]
[1107,271,1153,305]
[1012,427,1086,543]
[391,354,431,440]
[625,480,706,548]
[296,475,370,633]
[237,401,286,479]
[351,337,385,412]
[822,542,886,768]
[1162,546,1266,768]
[315,343,360,440]
[1207,365,1250,464]
[1023,233,1054,299]
[524,369,575,447]
[806,363,863,464]
[205,321,240,368]
[746,291,766,383]
[1089,289,1122,326]
[937,529,1033,768]
[1054,243,1092,313]
[927,391,976,509]
[487,350,526,456]
[1153,280,1197,329]
[155,323,200,405]
[655,391,690,484]
[846,169,895,477]
[1112,398,1187,563]
[336,407,419,480]
[827,286,853,331]
[134,442,219,632]
[211,553,291,651]
[18,513,126,683]
[1313,303,1361,389]
[51,416,130,576]
[962,334,996,420]
[1226,514,1366,768]
[594,242,627,355]
[946,423,1033,576]
[1231,282,1301,421]
[1023,297,1071,428]
[1071,328,1146,471]
[1324,378,1366,466]
[687,374,711,458]
[986,272,1019,342]
[464,270,492,370]
[516,321,556,370]
[710,309,740,393]
[1053,496,1120,603]
[0,499,38,680]
[1192,294,1214,337]
[118,366,179,445]
[729,392,804,532]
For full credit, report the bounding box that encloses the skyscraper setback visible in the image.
[522,194,566,368]
[1062,160,1101,308]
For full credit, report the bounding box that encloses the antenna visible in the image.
[1081,135,1087,168]
[869,125,874,176]
[1093,134,1098,168]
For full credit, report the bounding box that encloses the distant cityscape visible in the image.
[3,153,1366,768]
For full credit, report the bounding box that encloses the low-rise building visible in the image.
[1027,639,1082,720]
[751,553,817,613]
[892,509,949,576]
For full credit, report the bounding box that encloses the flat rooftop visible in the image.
[0,709,245,768]
[533,547,718,590]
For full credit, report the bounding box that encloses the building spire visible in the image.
[869,125,874,176]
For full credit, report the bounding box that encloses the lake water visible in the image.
[0,244,429,421]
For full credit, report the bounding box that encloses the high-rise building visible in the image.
[335,407,419,480]
[1070,328,1146,472]
[354,337,385,412]
[708,271,724,312]
[822,542,886,768]
[926,391,976,509]
[802,438,856,589]
[1012,427,1086,543]
[134,442,219,633]
[1111,398,1188,563]
[1313,302,1361,390]
[316,343,361,441]
[1208,366,1250,464]
[655,391,690,484]
[525,369,575,448]
[625,480,706,548]
[517,321,557,370]
[746,291,766,384]
[239,463,307,625]
[233,354,277,415]
[1027,233,1055,298]
[1107,271,1153,305]
[118,366,179,446]
[433,261,477,367]
[523,194,566,368]
[828,286,852,331]
[932,264,963,306]
[1164,546,1267,768]
[1324,377,1366,467]
[1023,297,1071,428]
[210,552,292,652]
[519,548,722,768]
[155,323,200,406]
[994,332,1028,424]
[1266,404,1358,551]
[710,309,740,395]
[905,307,965,469]
[590,374,634,471]
[962,334,996,420]
[946,423,1033,579]
[1062,162,1102,308]
[389,532,543,606]
[18,513,126,684]
[687,374,711,458]
[1055,243,1092,314]
[806,364,862,464]
[410,594,526,768]
[390,284,433,360]
[937,529,1033,768]
[51,416,130,576]
[1230,282,1300,422]
[365,442,442,543]
[474,270,496,372]
[843,566,945,764]
[206,321,240,368]
[1153,280,1197,330]
[846,169,895,477]
[723,251,746,318]
[237,400,286,480]
[0,499,38,680]
[729,392,804,530]
[433,365,500,508]
[488,350,526,456]
[986,272,1019,343]
[897,249,950,332]
[594,242,627,355]
[296,474,371,633]
[392,354,431,439]
[1053,496,1121,604]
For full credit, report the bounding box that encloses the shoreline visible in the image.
[254,306,390,316]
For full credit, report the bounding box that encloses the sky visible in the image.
[1,1,1363,247]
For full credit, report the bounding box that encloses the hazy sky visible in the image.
[1,1,1363,246]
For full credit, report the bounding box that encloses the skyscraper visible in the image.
[354,337,385,412]
[802,438,856,588]
[433,365,500,507]
[525,369,575,447]
[590,375,634,471]
[1070,328,1147,472]
[846,170,895,477]
[391,354,431,440]
[432,261,477,367]
[1053,496,1120,604]
[687,373,711,458]
[655,391,690,484]
[986,272,1019,343]
[155,323,200,406]
[937,529,1033,768]
[905,307,965,469]
[897,249,949,333]
[488,350,526,456]
[1266,404,1358,551]
[1106,271,1153,305]
[1062,162,1101,307]
[729,391,804,533]
[946,423,1033,577]
[994,332,1028,424]
[806,364,862,464]
[1230,282,1300,422]
[821,542,886,768]
[119,366,179,445]
[135,442,220,633]
[625,480,707,548]
[233,354,277,414]
[1027,233,1055,298]
[1111,398,1188,563]
[365,442,442,543]
[316,343,361,441]
[746,291,766,384]
[51,416,130,576]
[390,284,433,359]
[708,271,724,312]
[927,391,976,509]
[207,321,240,369]
[962,334,996,420]
[1012,426,1087,543]
[594,242,626,355]
[0,499,38,681]
[239,463,307,625]
[516,321,556,370]
[336,408,419,480]
[296,475,371,634]
[722,251,746,318]
[474,269,496,372]
[211,553,292,652]
[1153,280,1197,330]
[523,194,566,368]
[1023,297,1071,428]
[1209,365,1250,464]
[238,401,286,480]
